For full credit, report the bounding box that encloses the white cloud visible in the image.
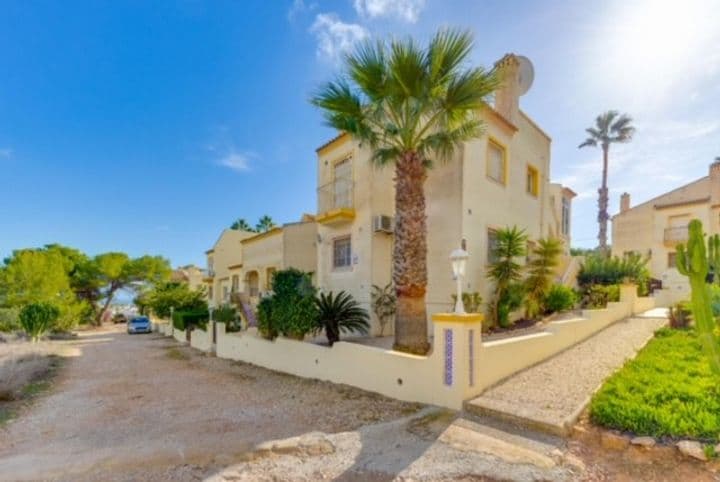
[353,0,425,23]
[311,13,368,62]
[217,150,254,172]
[287,0,317,22]
[0,148,12,159]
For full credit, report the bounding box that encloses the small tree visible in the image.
[371,284,396,336]
[314,291,370,346]
[257,268,317,340]
[140,282,207,319]
[487,226,528,327]
[255,215,276,233]
[524,238,562,318]
[19,302,60,342]
[230,218,255,232]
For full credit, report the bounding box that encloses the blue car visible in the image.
[127,316,152,334]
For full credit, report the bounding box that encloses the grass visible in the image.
[590,327,720,442]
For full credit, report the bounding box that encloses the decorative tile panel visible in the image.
[444,328,453,386]
[468,329,475,387]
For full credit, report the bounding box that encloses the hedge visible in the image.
[172,309,209,331]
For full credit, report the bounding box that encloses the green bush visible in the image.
[669,302,692,329]
[141,282,208,319]
[544,284,577,313]
[19,302,60,342]
[313,291,370,345]
[256,269,317,340]
[497,282,525,328]
[0,307,20,332]
[582,284,620,309]
[590,328,720,440]
[257,296,276,339]
[213,304,241,332]
[172,309,209,331]
[577,252,649,289]
[450,292,483,313]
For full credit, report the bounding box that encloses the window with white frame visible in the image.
[333,236,352,269]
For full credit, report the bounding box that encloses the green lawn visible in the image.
[590,327,720,442]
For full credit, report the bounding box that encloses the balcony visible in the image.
[316,178,355,225]
[664,226,689,246]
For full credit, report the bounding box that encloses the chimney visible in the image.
[710,160,720,206]
[493,54,520,125]
[620,192,631,213]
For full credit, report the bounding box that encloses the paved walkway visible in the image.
[466,310,668,435]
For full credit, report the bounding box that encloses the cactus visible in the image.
[676,220,720,376]
[707,234,720,284]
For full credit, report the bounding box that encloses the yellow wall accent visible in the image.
[526,164,539,197]
[316,208,356,224]
[241,226,283,244]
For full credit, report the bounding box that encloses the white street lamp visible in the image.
[450,247,469,314]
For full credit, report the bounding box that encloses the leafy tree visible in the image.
[313,291,370,346]
[19,302,60,342]
[257,268,316,340]
[524,238,562,318]
[487,227,528,327]
[579,111,635,252]
[139,282,207,319]
[230,218,255,232]
[255,215,276,233]
[312,29,498,354]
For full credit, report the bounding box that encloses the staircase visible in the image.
[231,292,258,327]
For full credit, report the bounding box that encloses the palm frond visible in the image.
[347,39,388,102]
[426,29,474,88]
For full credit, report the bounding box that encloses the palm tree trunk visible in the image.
[393,151,430,355]
[598,144,610,254]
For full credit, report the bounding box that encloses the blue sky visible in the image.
[1,0,719,267]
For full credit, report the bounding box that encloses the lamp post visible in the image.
[450,247,469,314]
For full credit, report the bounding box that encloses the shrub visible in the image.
[19,303,60,342]
[544,284,577,313]
[487,226,527,327]
[497,282,525,328]
[172,309,209,331]
[577,252,649,289]
[257,269,317,340]
[313,291,370,345]
[371,284,396,336]
[582,284,620,309]
[669,302,692,329]
[524,238,562,319]
[213,304,241,332]
[141,282,208,319]
[450,292,483,313]
[0,307,20,332]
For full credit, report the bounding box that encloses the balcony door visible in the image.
[333,158,352,209]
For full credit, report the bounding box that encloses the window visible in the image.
[561,197,571,236]
[668,252,677,269]
[333,236,352,269]
[526,165,539,197]
[333,158,352,209]
[223,286,229,302]
[486,139,506,184]
[231,275,239,293]
[207,256,214,275]
[487,229,499,264]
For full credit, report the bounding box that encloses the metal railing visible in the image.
[664,226,689,244]
[317,178,353,213]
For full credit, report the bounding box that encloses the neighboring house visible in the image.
[240,217,318,301]
[314,53,576,335]
[171,264,207,291]
[612,160,720,303]
[204,229,255,306]
[203,216,318,307]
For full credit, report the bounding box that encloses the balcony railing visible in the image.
[664,226,689,246]
[317,178,354,214]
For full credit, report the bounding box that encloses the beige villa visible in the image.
[171,264,207,291]
[203,216,318,307]
[315,54,576,335]
[612,160,720,302]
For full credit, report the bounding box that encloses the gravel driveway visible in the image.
[0,326,421,481]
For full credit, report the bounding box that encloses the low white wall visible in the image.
[173,328,187,343]
[190,327,213,352]
[179,286,658,410]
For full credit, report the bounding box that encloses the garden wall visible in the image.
[173,327,187,343]
[185,288,658,410]
[190,326,213,352]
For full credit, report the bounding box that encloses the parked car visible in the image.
[127,316,152,334]
[112,313,128,324]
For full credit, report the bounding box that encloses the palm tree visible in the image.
[313,291,370,346]
[230,218,255,232]
[579,111,636,253]
[255,215,276,233]
[487,226,528,327]
[311,29,498,354]
[524,237,562,319]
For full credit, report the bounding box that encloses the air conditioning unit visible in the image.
[373,215,394,234]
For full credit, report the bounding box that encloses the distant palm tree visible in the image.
[311,29,498,354]
[255,215,276,233]
[579,111,635,253]
[230,218,254,232]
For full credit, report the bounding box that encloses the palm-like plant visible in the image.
[487,226,528,327]
[255,215,276,233]
[371,283,396,336]
[314,291,370,346]
[230,218,255,232]
[579,111,636,253]
[311,29,498,354]
[524,237,562,319]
